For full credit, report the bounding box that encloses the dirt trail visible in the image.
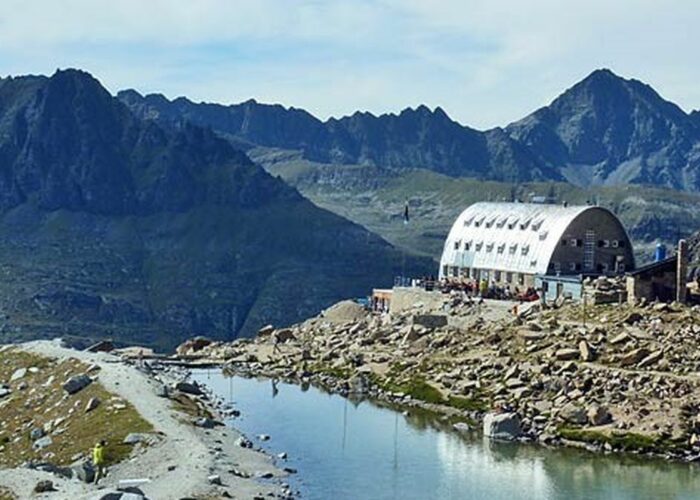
[0,340,285,499]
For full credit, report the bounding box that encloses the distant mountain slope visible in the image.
[506,69,700,190]
[118,91,556,182]
[0,69,431,350]
[119,69,700,192]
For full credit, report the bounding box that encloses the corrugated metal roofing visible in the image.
[439,202,605,276]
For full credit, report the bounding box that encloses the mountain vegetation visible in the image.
[0,69,431,351]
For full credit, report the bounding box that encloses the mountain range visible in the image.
[0,69,430,350]
[119,69,700,192]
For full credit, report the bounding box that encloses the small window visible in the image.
[520,219,530,230]
[494,270,502,282]
[530,259,537,267]
[570,238,578,247]
[618,240,626,248]
[612,240,619,248]
[464,241,471,251]
[486,243,494,253]
[521,244,530,256]
[442,265,449,276]
[561,239,568,246]
[496,217,507,228]
[518,274,525,285]
[497,243,505,254]
[509,244,518,255]
[461,267,470,277]
[464,216,474,227]
[506,272,513,283]
[539,231,548,241]
[475,242,483,251]
[569,262,577,271]
[601,263,609,272]
[454,240,461,250]
[603,240,610,248]
[618,263,625,272]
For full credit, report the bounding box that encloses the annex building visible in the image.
[438,202,635,288]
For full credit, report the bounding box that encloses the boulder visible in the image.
[274,329,296,343]
[34,480,55,493]
[609,332,631,345]
[33,436,53,450]
[483,412,521,441]
[123,433,150,445]
[348,373,371,395]
[85,397,101,412]
[623,312,643,325]
[176,336,212,356]
[638,350,663,368]
[194,417,222,429]
[155,384,170,398]
[10,368,27,382]
[578,340,594,362]
[258,324,275,337]
[63,374,92,395]
[0,385,10,398]
[30,427,45,440]
[559,403,587,425]
[554,348,579,361]
[71,461,96,483]
[587,404,613,426]
[174,381,203,396]
[208,474,222,485]
[412,314,448,329]
[620,348,651,367]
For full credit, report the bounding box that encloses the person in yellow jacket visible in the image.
[93,440,107,484]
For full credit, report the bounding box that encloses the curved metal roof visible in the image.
[439,202,616,276]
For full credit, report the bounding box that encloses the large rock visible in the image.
[559,403,587,425]
[638,350,663,368]
[554,348,579,361]
[578,340,594,362]
[63,374,92,395]
[273,328,296,343]
[587,404,613,426]
[176,336,212,356]
[412,314,448,329]
[174,381,203,396]
[483,412,521,441]
[10,368,27,382]
[620,348,651,367]
[71,461,96,483]
[33,436,53,450]
[34,480,56,493]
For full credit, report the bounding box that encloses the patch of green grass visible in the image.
[308,363,352,380]
[0,348,153,467]
[386,376,445,404]
[447,395,488,412]
[558,427,660,452]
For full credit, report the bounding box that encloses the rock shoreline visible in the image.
[175,294,700,463]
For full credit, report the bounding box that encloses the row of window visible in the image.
[443,265,527,285]
[464,215,544,232]
[453,239,532,256]
[561,238,625,248]
[549,261,626,273]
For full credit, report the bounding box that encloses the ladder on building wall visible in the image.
[584,230,595,271]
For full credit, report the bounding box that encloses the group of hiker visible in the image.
[432,277,540,303]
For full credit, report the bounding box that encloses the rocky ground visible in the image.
[0,341,290,499]
[176,282,700,462]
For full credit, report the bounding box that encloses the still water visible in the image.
[193,370,700,500]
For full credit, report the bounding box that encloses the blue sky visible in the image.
[0,0,698,129]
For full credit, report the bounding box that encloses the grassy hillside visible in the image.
[255,149,700,265]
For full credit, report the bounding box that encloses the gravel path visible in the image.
[1,340,285,499]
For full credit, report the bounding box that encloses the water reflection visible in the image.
[193,370,700,500]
